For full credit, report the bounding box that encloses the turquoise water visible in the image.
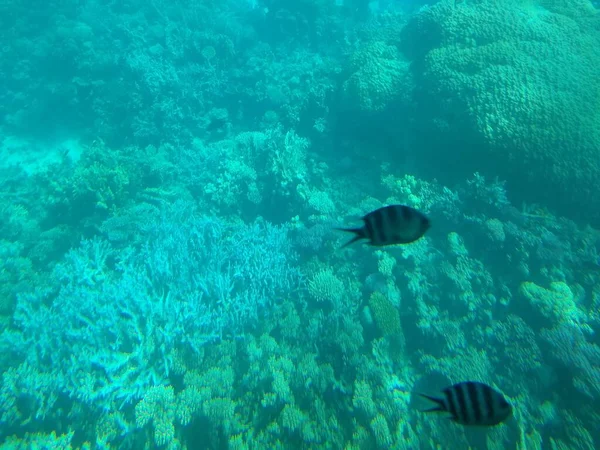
[1,0,599,448]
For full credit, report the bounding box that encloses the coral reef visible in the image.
[1,0,599,448]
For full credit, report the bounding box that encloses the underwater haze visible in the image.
[1,0,600,448]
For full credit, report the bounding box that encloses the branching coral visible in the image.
[280,404,307,433]
[135,385,176,447]
[370,413,393,448]
[0,363,59,426]
[486,315,542,379]
[1,200,300,419]
[368,292,402,337]
[441,244,495,311]
[0,240,35,315]
[352,379,377,420]
[420,347,493,385]
[540,323,600,399]
[43,140,142,223]
[375,250,397,278]
[271,129,309,185]
[0,431,74,449]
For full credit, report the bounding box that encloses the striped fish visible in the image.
[420,381,512,426]
[337,205,430,248]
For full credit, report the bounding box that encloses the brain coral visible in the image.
[400,0,600,221]
[342,41,413,113]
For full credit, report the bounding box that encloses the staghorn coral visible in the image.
[95,411,131,447]
[560,410,597,449]
[0,363,59,426]
[1,200,300,418]
[350,423,371,448]
[271,368,294,405]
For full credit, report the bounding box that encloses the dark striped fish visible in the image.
[337,205,430,248]
[420,381,512,426]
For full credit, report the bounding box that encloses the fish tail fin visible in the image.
[335,227,366,248]
[418,394,446,413]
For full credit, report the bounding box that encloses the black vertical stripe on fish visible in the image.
[467,381,482,423]
[373,208,386,244]
[448,386,461,422]
[364,214,376,243]
[443,388,458,420]
[483,381,495,420]
[387,203,398,224]
[366,211,379,244]
[454,383,469,424]
[401,204,411,221]
[380,207,391,243]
